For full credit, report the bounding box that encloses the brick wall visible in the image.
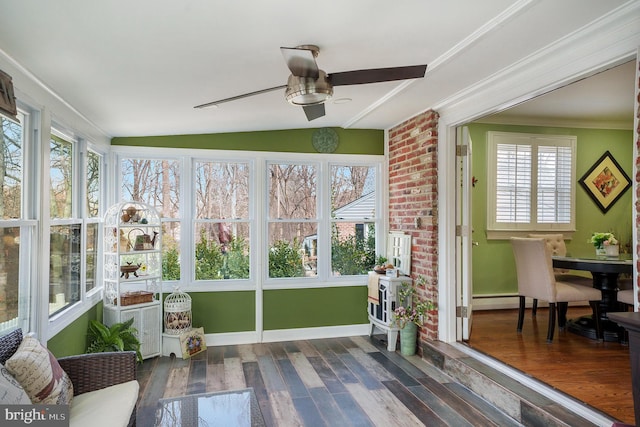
[388,110,439,342]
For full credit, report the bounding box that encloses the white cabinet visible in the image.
[368,276,413,351]
[103,201,162,359]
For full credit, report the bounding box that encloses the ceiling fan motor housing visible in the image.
[285,70,333,105]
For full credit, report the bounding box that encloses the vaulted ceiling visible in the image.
[0,0,634,137]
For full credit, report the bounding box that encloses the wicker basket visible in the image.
[116,291,154,306]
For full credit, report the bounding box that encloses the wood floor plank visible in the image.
[407,384,476,427]
[347,347,395,382]
[381,379,448,426]
[257,354,287,392]
[338,352,383,390]
[243,361,276,427]
[223,356,247,389]
[295,340,320,357]
[163,365,189,398]
[288,352,325,389]
[267,390,304,427]
[238,343,258,362]
[416,376,499,427]
[345,382,424,427]
[330,391,375,427]
[282,340,300,354]
[445,383,523,427]
[268,341,288,359]
[207,343,224,364]
[349,335,379,353]
[292,395,327,427]
[307,355,349,394]
[186,357,207,394]
[308,386,351,426]
[205,362,225,392]
[322,350,359,384]
[277,358,310,398]
[368,352,419,387]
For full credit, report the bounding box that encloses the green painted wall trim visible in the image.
[111,128,384,155]
[263,286,368,330]
[190,291,255,333]
[48,301,102,358]
[470,123,633,296]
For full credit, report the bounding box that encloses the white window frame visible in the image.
[486,131,576,239]
[113,146,384,292]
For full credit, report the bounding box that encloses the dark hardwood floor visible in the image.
[467,307,634,425]
[136,335,522,427]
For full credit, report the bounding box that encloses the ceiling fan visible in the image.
[194,45,428,121]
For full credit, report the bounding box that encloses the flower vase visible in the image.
[595,246,607,256]
[605,244,619,257]
[399,322,417,356]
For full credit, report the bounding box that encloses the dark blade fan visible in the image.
[194,45,427,121]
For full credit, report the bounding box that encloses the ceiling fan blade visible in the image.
[328,64,427,86]
[302,104,325,121]
[194,85,287,109]
[280,46,320,78]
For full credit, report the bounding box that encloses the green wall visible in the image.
[112,128,384,155]
[470,123,633,295]
[263,287,368,330]
[190,291,255,332]
[48,302,102,358]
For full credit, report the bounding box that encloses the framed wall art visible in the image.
[0,69,18,121]
[579,150,630,213]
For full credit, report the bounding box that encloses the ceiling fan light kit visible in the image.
[195,44,427,121]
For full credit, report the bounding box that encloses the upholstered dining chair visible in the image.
[617,289,635,309]
[527,233,593,316]
[511,237,603,342]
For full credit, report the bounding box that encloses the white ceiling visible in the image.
[0,0,634,137]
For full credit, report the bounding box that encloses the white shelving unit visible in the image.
[103,201,162,359]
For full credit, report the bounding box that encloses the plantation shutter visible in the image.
[495,143,531,223]
[537,144,572,223]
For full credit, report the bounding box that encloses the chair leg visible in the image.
[532,298,538,317]
[547,302,556,343]
[517,296,526,333]
[557,302,568,329]
[589,300,603,341]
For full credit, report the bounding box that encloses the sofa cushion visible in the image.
[0,364,30,404]
[0,328,23,365]
[69,380,139,427]
[5,336,73,405]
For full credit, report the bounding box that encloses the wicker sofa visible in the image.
[0,328,138,427]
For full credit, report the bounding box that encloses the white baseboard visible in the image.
[201,324,370,346]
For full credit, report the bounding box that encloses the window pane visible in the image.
[85,223,98,292]
[50,136,73,218]
[495,143,531,223]
[537,145,572,223]
[50,224,81,315]
[331,166,376,217]
[0,227,20,328]
[87,151,101,217]
[1,117,22,219]
[195,161,249,219]
[268,164,316,219]
[163,221,181,281]
[194,222,250,280]
[268,222,317,278]
[331,222,376,276]
[121,159,180,218]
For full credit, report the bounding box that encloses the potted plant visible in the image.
[86,318,143,362]
[392,276,436,356]
[589,232,618,256]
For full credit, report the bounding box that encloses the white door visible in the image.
[456,126,473,341]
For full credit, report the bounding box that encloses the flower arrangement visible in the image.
[392,277,436,329]
[589,232,618,248]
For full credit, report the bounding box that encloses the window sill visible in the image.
[486,229,575,241]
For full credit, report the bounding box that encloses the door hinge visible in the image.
[456,306,469,318]
[456,145,468,157]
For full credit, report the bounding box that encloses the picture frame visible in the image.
[179,327,206,359]
[579,151,631,213]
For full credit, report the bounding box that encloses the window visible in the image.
[85,150,102,293]
[487,131,576,237]
[0,111,34,332]
[330,165,377,276]
[117,149,383,287]
[268,163,317,278]
[121,158,180,281]
[194,160,250,280]
[49,133,80,315]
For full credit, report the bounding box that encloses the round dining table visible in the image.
[552,253,633,342]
